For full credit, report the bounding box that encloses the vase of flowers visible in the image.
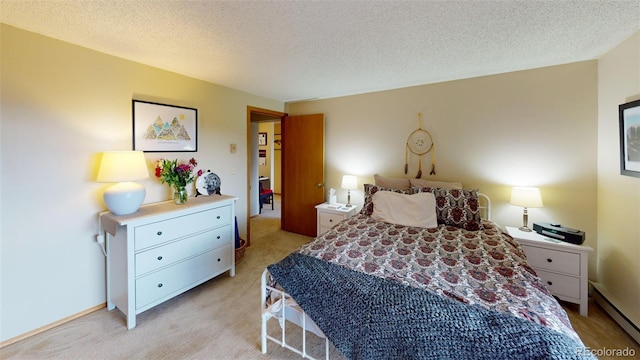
[155,158,203,205]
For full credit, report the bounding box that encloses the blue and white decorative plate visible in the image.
[196,170,221,196]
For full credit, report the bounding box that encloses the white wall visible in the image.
[596,31,640,329]
[0,24,283,343]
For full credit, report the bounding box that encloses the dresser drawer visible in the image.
[134,206,231,250]
[535,269,580,299]
[135,225,231,276]
[135,244,232,310]
[521,245,580,276]
[319,212,344,229]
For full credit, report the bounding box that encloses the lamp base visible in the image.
[518,226,533,232]
[103,182,146,215]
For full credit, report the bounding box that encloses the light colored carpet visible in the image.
[2,195,637,359]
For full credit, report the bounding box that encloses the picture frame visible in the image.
[258,132,267,146]
[619,99,640,178]
[133,100,197,152]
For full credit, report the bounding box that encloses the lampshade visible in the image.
[510,187,543,208]
[510,187,542,232]
[97,151,149,215]
[341,175,358,190]
[97,151,149,182]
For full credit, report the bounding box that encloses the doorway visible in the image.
[247,107,285,246]
[246,108,326,245]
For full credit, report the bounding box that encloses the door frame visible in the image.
[246,106,286,246]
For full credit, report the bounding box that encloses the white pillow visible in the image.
[371,191,437,228]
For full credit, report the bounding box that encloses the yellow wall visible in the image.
[596,31,640,328]
[0,24,283,342]
[258,122,274,179]
[288,61,599,260]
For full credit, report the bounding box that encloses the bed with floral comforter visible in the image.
[265,186,592,359]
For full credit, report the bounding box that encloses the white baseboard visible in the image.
[591,282,640,344]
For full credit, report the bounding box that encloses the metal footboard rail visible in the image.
[261,269,330,360]
[479,192,491,221]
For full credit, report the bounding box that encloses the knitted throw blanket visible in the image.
[268,253,593,360]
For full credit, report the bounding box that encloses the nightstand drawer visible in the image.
[521,245,580,276]
[319,212,344,228]
[535,269,580,299]
[505,226,592,316]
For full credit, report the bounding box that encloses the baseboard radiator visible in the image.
[590,282,640,344]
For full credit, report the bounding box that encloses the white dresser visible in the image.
[100,195,237,329]
[315,203,358,236]
[506,226,592,316]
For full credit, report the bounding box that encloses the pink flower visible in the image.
[154,158,201,188]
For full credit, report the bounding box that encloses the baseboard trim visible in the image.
[0,303,106,348]
[591,283,640,344]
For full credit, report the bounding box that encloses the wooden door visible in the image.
[281,114,325,237]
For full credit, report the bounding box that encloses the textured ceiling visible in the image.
[2,0,639,102]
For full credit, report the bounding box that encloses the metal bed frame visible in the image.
[261,269,330,360]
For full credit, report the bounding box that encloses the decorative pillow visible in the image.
[372,191,437,228]
[412,187,482,231]
[360,184,413,215]
[409,178,463,190]
[373,174,411,190]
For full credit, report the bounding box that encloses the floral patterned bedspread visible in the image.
[294,214,581,342]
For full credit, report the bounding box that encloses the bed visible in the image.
[261,182,593,360]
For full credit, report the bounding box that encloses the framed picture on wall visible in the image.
[133,100,197,152]
[619,99,640,178]
[258,132,267,146]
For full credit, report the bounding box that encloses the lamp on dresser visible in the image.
[341,175,358,207]
[97,151,149,215]
[510,186,543,232]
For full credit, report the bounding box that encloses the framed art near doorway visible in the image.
[619,99,640,178]
[258,132,268,146]
[133,100,197,152]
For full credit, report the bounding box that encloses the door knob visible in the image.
[316,183,324,187]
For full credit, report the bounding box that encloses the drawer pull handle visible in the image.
[217,258,221,262]
[157,231,163,236]
[217,235,221,239]
[546,258,553,263]
[217,216,221,219]
[157,256,163,261]
[157,283,163,288]
[547,281,553,286]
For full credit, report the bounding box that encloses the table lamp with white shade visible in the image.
[97,151,149,215]
[341,175,358,207]
[510,186,543,232]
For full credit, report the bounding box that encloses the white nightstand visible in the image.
[315,203,358,236]
[505,226,593,316]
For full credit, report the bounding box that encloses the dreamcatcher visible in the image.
[404,113,435,178]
